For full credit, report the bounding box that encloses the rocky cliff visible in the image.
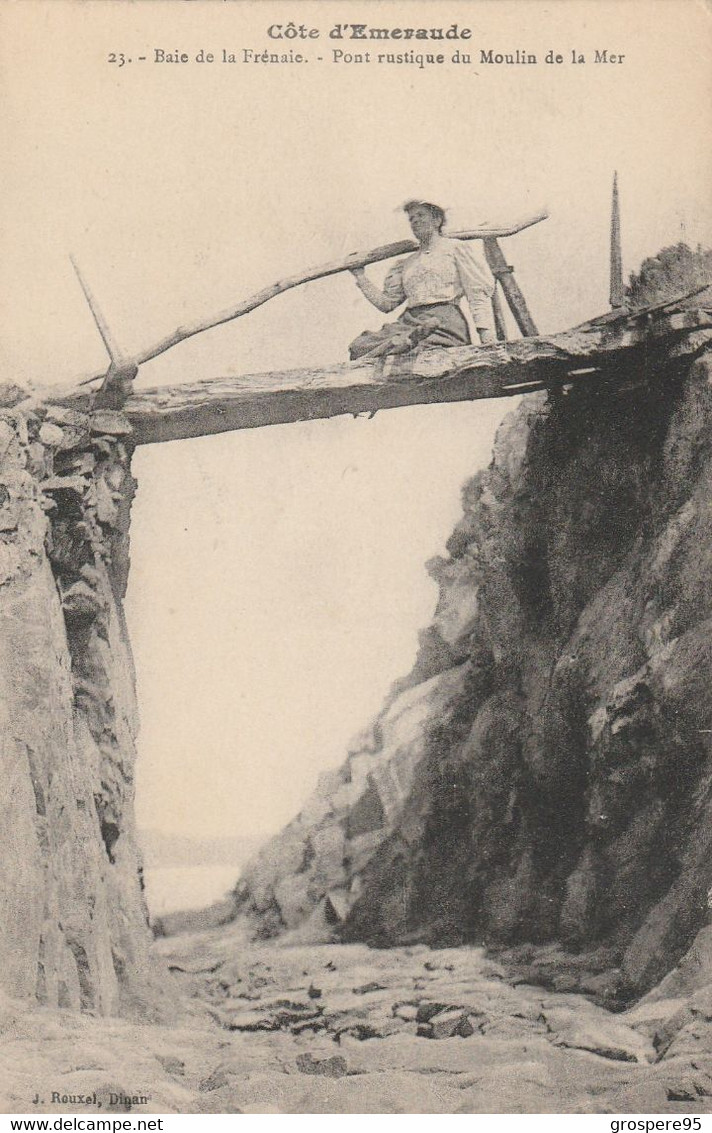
[2,248,710,1025]
[0,398,165,1019]
[231,339,712,1003]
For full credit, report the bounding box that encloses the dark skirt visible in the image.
[349,302,470,360]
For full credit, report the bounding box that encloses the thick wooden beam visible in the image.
[7,306,707,445]
[116,308,711,446]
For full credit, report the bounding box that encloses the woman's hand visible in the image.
[349,266,399,312]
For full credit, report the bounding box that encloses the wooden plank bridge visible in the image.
[3,183,710,447]
[122,305,712,445]
[9,301,703,446]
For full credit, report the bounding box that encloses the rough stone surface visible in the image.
[229,350,712,1003]
[4,935,709,1115]
[0,402,166,1019]
[2,275,711,1111]
[227,663,470,939]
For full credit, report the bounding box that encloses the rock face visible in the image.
[2,269,710,1027]
[229,663,470,940]
[0,400,162,1018]
[233,347,712,1001]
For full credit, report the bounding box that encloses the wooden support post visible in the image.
[70,256,137,408]
[70,256,123,368]
[491,283,508,341]
[483,237,539,337]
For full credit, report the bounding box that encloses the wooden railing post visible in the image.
[491,283,508,341]
[483,237,539,337]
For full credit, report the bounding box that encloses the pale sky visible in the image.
[2,0,711,841]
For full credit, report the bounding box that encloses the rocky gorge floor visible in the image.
[1,925,711,1114]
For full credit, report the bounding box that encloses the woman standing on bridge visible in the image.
[348,199,497,359]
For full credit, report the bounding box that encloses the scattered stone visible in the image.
[416,1002,454,1023]
[418,1009,475,1040]
[666,1083,702,1102]
[353,981,386,995]
[549,1033,640,1063]
[296,1053,348,1078]
[42,474,88,495]
[0,383,28,409]
[542,1001,654,1065]
[45,406,89,430]
[70,452,96,476]
[0,421,16,461]
[102,463,125,491]
[335,1023,381,1042]
[25,441,49,477]
[166,961,222,976]
[220,996,325,1034]
[291,1019,326,1035]
[38,422,65,447]
[61,579,103,618]
[56,427,91,452]
[91,438,116,457]
[95,477,118,525]
[308,984,322,999]
[10,412,29,446]
[392,1002,418,1022]
[90,410,132,436]
[480,1014,544,1039]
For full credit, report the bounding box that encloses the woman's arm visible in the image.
[350,261,405,313]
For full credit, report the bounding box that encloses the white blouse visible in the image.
[367,237,495,330]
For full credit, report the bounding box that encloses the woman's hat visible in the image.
[401,198,446,214]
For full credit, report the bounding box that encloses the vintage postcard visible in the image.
[1,0,711,1118]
